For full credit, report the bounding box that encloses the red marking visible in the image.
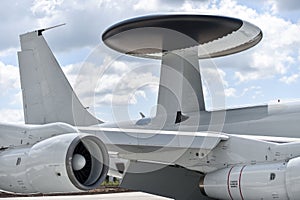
[227,166,234,200]
[239,166,246,200]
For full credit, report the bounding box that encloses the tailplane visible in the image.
[18,29,102,126]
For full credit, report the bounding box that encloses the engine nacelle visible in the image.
[0,133,109,194]
[200,157,300,200]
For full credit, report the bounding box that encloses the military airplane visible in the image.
[0,15,300,200]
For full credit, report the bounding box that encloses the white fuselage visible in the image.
[97,101,300,142]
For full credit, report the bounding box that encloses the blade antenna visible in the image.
[139,112,145,118]
[37,23,66,36]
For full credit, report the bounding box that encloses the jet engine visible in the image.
[200,157,300,200]
[0,133,109,194]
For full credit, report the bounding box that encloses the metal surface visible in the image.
[18,31,101,126]
[102,14,262,59]
[0,134,109,194]
[121,161,212,200]
[202,158,300,200]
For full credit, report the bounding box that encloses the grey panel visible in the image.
[103,15,242,53]
[157,49,205,123]
[121,161,214,200]
[102,14,262,59]
[18,31,101,126]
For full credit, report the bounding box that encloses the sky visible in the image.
[0,0,299,123]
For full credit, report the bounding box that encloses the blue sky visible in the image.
[0,0,299,123]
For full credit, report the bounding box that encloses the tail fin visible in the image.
[18,30,102,126]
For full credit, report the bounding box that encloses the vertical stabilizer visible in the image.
[18,30,102,126]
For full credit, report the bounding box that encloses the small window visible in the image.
[270,173,276,181]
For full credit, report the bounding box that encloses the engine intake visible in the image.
[0,133,109,194]
[66,135,109,191]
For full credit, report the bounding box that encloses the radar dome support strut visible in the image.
[102,14,262,125]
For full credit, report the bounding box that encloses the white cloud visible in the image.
[0,0,299,121]
[10,92,23,106]
[201,66,228,87]
[225,88,236,97]
[0,62,20,94]
[0,109,24,124]
[267,0,300,12]
[31,0,64,18]
[0,62,23,123]
[240,86,262,97]
[0,48,18,58]
[0,1,38,51]
[181,0,259,19]
[133,0,159,11]
[280,74,299,84]
[177,0,300,84]
[96,70,159,105]
[238,14,300,82]
[201,65,239,108]
[97,90,146,105]
[234,71,256,83]
[62,58,159,107]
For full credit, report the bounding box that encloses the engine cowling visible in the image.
[199,157,300,200]
[0,133,109,194]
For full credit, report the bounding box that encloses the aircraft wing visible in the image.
[78,126,229,165]
[78,126,230,200]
